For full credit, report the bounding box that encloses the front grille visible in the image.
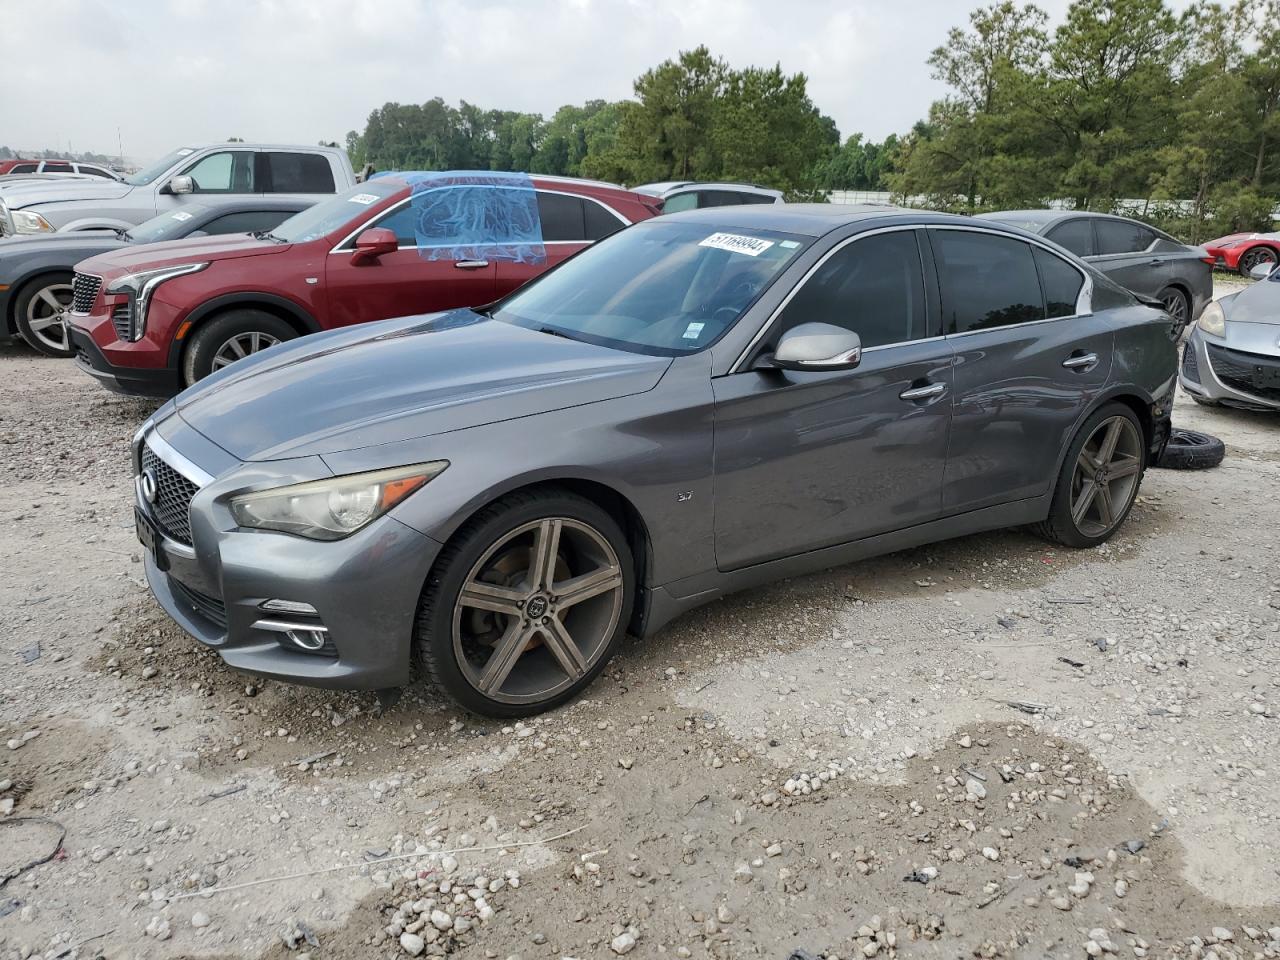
[71,273,102,314]
[111,302,134,341]
[141,443,198,545]
[1207,343,1280,402]
[1181,343,1200,383]
[169,576,227,629]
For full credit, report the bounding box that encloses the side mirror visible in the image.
[351,227,399,265]
[165,175,194,195]
[767,323,863,371]
[1249,261,1275,280]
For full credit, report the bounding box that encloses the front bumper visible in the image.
[1179,328,1280,411]
[136,420,444,690]
[69,324,180,396]
[66,300,183,397]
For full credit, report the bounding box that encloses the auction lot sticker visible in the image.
[699,232,774,256]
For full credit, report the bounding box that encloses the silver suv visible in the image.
[0,143,355,236]
[631,181,783,213]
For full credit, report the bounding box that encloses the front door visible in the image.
[324,199,496,327]
[712,228,954,571]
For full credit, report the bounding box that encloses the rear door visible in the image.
[933,228,1112,512]
[493,190,628,298]
[259,151,338,196]
[324,196,496,327]
[1088,218,1164,297]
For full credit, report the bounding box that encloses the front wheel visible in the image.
[14,273,75,357]
[416,488,634,717]
[1033,403,1146,548]
[181,309,295,386]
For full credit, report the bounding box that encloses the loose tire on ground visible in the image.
[1155,428,1225,470]
[415,487,635,718]
[181,309,295,386]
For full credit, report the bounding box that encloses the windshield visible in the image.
[126,205,211,243]
[124,148,197,187]
[270,182,402,243]
[491,220,810,355]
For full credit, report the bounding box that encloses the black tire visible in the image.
[415,487,635,718]
[1155,428,1225,470]
[1033,402,1146,549]
[1157,285,1190,333]
[181,309,295,386]
[13,272,75,358]
[1238,245,1278,278]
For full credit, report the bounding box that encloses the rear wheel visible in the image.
[1238,245,1278,278]
[1157,285,1189,331]
[14,273,74,357]
[416,488,634,717]
[182,309,295,386]
[1033,403,1146,548]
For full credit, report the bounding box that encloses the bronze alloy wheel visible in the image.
[1069,415,1143,538]
[450,517,625,706]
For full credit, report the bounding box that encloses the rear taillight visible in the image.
[1201,256,1217,265]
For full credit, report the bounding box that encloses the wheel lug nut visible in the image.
[541,616,550,624]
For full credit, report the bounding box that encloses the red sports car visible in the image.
[67,172,660,395]
[1204,231,1280,277]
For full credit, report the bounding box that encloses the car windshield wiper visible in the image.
[252,230,286,243]
[535,326,579,342]
[115,227,133,241]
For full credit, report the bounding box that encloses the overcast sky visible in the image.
[7,0,1184,163]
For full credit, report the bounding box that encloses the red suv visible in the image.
[67,172,659,395]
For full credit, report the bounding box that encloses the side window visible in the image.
[737,191,778,205]
[583,200,624,241]
[772,231,928,350]
[934,230,1043,333]
[661,192,698,213]
[203,210,296,236]
[78,165,114,178]
[1095,219,1155,255]
[1046,219,1093,257]
[43,162,73,173]
[536,192,586,242]
[370,203,418,246]
[265,152,336,193]
[1034,247,1085,319]
[699,190,748,207]
[182,151,255,193]
[10,162,37,173]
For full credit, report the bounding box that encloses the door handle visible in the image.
[899,382,945,401]
[1062,352,1099,370]
[454,260,489,270]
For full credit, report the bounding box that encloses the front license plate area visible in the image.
[135,506,169,571]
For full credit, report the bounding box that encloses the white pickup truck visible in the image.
[0,143,356,236]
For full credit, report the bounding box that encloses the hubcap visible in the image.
[452,517,624,705]
[211,331,281,371]
[1070,416,1142,537]
[24,282,73,352]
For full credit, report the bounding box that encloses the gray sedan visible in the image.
[980,210,1213,329]
[1181,264,1280,411]
[131,206,1177,716]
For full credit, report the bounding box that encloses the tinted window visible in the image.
[583,200,624,241]
[128,207,214,244]
[10,163,37,173]
[43,162,73,173]
[662,192,698,213]
[371,202,418,245]
[737,191,778,205]
[1034,247,1085,318]
[1095,219,1155,255]
[537,192,586,242]
[934,231,1043,333]
[203,210,296,235]
[78,165,114,178]
[699,190,752,207]
[266,152,336,193]
[773,231,927,349]
[182,151,255,193]
[1046,219,1093,257]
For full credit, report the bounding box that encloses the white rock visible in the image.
[1212,928,1234,942]
[611,932,637,954]
[966,778,987,800]
[430,909,453,931]
[191,911,211,928]
[982,847,999,861]
[400,932,425,955]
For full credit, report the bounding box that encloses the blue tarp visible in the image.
[400,171,545,264]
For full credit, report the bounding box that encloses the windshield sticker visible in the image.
[699,232,774,257]
[780,240,801,249]
[349,193,380,205]
[683,322,705,340]
[176,149,194,156]
[171,211,192,221]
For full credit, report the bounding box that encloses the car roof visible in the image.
[658,202,998,237]
[631,180,781,196]
[373,170,644,203]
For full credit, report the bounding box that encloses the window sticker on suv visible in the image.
[699,232,774,257]
[172,211,193,221]
[349,193,380,205]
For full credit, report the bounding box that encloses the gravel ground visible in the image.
[2,278,1278,960]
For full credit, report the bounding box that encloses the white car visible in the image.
[630,181,783,213]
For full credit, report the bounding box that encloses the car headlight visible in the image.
[11,209,54,234]
[106,263,207,340]
[1197,300,1226,337]
[230,462,449,540]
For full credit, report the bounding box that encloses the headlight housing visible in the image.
[1197,300,1226,338]
[106,262,207,341]
[230,462,449,540]
[11,209,54,234]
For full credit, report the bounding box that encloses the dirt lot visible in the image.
[2,280,1279,960]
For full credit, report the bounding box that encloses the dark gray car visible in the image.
[979,210,1213,329]
[130,206,1177,716]
[0,199,312,357]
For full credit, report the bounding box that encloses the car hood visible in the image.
[76,233,290,277]
[174,310,672,461]
[1223,281,1280,326]
[0,179,132,208]
[0,232,126,259]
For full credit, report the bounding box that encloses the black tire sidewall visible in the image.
[182,309,295,386]
[1047,402,1146,548]
[1156,429,1225,470]
[417,491,635,718]
[14,273,75,358]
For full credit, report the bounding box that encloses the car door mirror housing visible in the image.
[352,228,400,265]
[165,175,194,196]
[1249,261,1275,280]
[769,323,863,371]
